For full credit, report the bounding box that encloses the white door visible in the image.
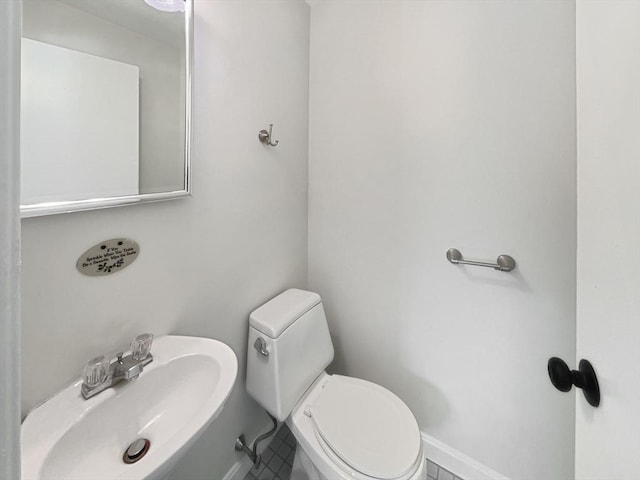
[576,2,640,478]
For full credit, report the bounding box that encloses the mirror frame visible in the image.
[20,0,193,218]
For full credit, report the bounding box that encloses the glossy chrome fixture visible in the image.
[123,438,151,464]
[446,247,516,272]
[258,124,279,147]
[81,333,154,399]
[234,411,278,467]
[253,337,269,357]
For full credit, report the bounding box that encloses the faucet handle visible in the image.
[131,333,153,361]
[83,354,109,387]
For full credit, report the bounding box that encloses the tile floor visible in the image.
[244,424,465,480]
[427,459,464,480]
[243,424,297,480]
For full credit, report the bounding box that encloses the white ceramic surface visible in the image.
[287,373,425,480]
[21,335,238,480]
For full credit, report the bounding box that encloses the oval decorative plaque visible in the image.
[76,238,140,276]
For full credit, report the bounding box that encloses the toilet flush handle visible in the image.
[254,337,269,358]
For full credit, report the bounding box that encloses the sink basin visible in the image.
[21,335,238,480]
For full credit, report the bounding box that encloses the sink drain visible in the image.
[123,438,151,464]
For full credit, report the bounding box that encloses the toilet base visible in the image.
[291,447,324,480]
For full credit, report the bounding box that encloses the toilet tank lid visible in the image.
[250,289,322,339]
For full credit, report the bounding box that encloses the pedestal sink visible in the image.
[21,335,238,480]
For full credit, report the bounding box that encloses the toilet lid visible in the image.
[309,376,421,480]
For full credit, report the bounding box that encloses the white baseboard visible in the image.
[422,433,510,480]
[223,429,509,480]
[222,456,253,480]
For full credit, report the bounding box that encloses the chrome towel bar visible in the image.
[446,248,516,272]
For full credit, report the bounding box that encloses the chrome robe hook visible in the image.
[258,124,279,147]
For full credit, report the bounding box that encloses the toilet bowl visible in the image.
[245,289,425,480]
[287,373,424,480]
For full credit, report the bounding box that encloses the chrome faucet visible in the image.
[81,333,154,400]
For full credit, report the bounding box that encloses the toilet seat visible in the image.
[311,430,423,480]
[304,375,422,480]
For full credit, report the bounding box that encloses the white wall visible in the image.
[0,1,22,478]
[307,2,576,479]
[576,2,640,478]
[20,2,309,479]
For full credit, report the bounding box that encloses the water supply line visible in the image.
[234,411,278,468]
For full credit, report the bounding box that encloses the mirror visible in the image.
[20,0,192,217]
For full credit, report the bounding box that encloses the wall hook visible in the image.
[258,124,279,147]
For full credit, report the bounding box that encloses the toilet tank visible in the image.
[246,289,334,421]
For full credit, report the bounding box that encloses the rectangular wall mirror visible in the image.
[20,0,192,218]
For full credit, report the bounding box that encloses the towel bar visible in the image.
[446,248,516,272]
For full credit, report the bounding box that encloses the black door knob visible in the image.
[547,357,600,407]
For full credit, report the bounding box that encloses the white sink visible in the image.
[21,335,238,480]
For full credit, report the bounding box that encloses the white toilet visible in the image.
[246,289,425,480]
